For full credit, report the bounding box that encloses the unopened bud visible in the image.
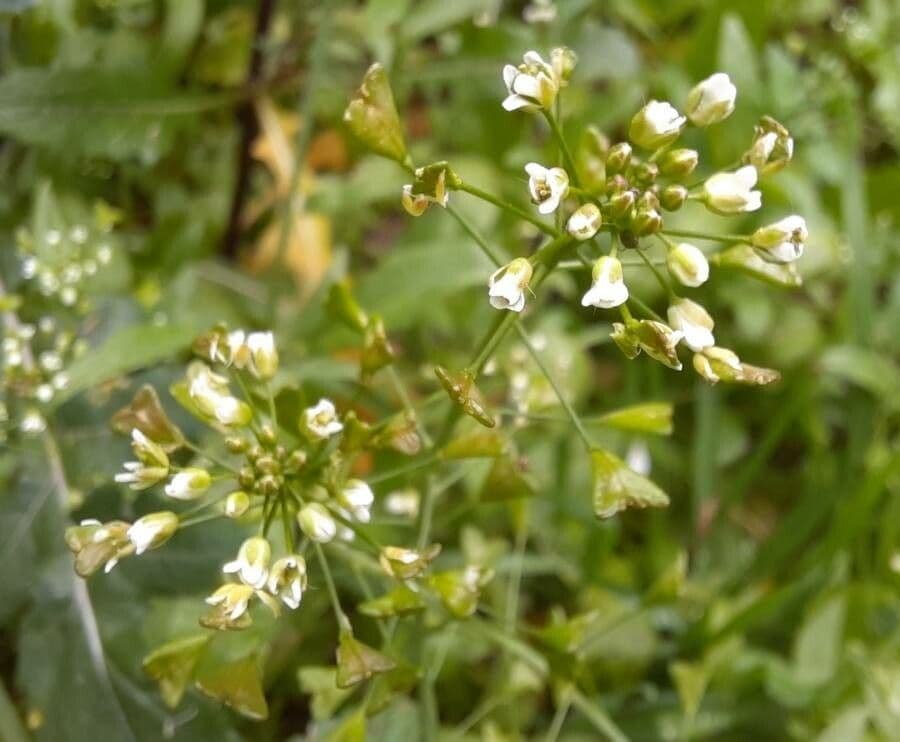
[607,189,636,220]
[659,148,699,179]
[606,142,632,175]
[127,511,178,555]
[223,491,251,518]
[225,436,248,453]
[631,162,659,187]
[629,100,686,150]
[297,503,337,543]
[550,46,577,86]
[660,184,688,211]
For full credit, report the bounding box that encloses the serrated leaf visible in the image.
[590,448,669,519]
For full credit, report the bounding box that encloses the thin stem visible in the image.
[515,324,592,450]
[457,181,559,237]
[280,500,295,552]
[416,475,436,550]
[569,689,629,742]
[629,295,664,322]
[387,365,433,448]
[367,453,439,485]
[182,439,239,474]
[637,246,675,299]
[446,203,505,267]
[543,693,573,742]
[314,542,352,633]
[662,228,748,243]
[272,3,334,269]
[541,110,581,188]
[179,512,222,529]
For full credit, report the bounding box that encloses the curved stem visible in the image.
[446,203,505,267]
[662,228,748,243]
[541,110,581,188]
[457,181,559,237]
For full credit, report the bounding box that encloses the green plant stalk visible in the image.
[542,109,581,188]
[314,542,351,633]
[446,203,505,267]
[661,228,748,242]
[457,181,559,237]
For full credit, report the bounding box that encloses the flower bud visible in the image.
[702,166,761,214]
[629,100,686,150]
[605,142,632,175]
[223,537,271,589]
[223,491,251,518]
[224,436,248,453]
[660,184,689,211]
[607,189,636,220]
[267,555,308,610]
[127,511,178,555]
[666,242,710,287]
[203,583,256,629]
[186,362,252,427]
[667,298,715,351]
[301,398,343,440]
[164,468,211,500]
[525,162,569,214]
[685,72,737,127]
[114,429,170,490]
[337,480,375,524]
[659,148,699,179]
[631,162,659,187]
[631,207,663,236]
[566,203,602,241]
[502,50,559,112]
[401,186,429,216]
[284,449,308,473]
[743,116,793,175]
[751,215,807,264]
[297,503,338,543]
[246,331,278,380]
[693,346,780,386]
[551,46,577,86]
[488,258,533,313]
[581,256,628,309]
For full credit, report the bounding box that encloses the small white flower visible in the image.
[297,502,338,543]
[523,0,556,24]
[246,331,278,380]
[223,537,272,589]
[338,479,375,523]
[384,488,420,518]
[205,583,256,621]
[629,100,686,150]
[581,256,628,309]
[751,215,808,263]
[267,555,307,610]
[566,203,602,240]
[625,440,652,476]
[525,162,569,215]
[702,165,762,214]
[686,72,737,127]
[666,242,710,287]
[502,51,558,112]
[187,362,252,426]
[302,398,343,440]
[164,468,211,500]
[744,117,793,175]
[127,511,178,555]
[488,258,533,313]
[667,298,715,352]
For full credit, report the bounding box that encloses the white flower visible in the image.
[267,555,307,610]
[666,242,710,287]
[338,479,375,523]
[525,162,569,215]
[581,256,628,309]
[523,0,556,24]
[702,165,762,214]
[205,583,256,621]
[115,429,170,489]
[187,362,252,426]
[667,298,715,352]
[246,331,278,380]
[223,537,271,589]
[163,468,211,500]
[127,511,178,555]
[502,51,558,111]
[744,117,793,175]
[629,100,686,150]
[566,203,602,240]
[751,215,808,263]
[488,258,533,313]
[686,72,737,127]
[297,502,338,543]
[384,488,420,518]
[302,398,343,440]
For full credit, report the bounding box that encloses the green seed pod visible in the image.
[257,474,280,496]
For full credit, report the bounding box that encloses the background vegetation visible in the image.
[0,0,898,740]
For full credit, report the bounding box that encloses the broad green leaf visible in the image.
[0,67,232,160]
[591,448,669,519]
[59,324,198,402]
[143,634,210,708]
[793,593,845,686]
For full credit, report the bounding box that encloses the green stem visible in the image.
[182,439,239,474]
[515,324,592,450]
[314,542,352,633]
[628,295,664,322]
[457,181,559,237]
[543,692,573,742]
[446,203,505,267]
[662,228,748,243]
[387,365,433,448]
[367,452,439,485]
[541,110,581,188]
[280,500,295,552]
[569,689,629,742]
[637,246,675,299]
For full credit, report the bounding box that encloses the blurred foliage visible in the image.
[0,0,898,740]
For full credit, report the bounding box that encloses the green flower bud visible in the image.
[378,544,441,580]
[660,184,689,211]
[631,161,659,187]
[297,503,337,543]
[225,436,248,454]
[127,511,178,555]
[550,46,578,86]
[607,189,636,220]
[605,142,632,175]
[223,491,251,518]
[658,148,699,179]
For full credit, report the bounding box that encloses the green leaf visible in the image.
[820,345,900,404]
[0,67,232,160]
[297,667,354,721]
[143,634,210,709]
[718,14,761,102]
[793,593,845,686]
[59,324,198,402]
[401,0,490,42]
[590,448,669,519]
[194,653,268,720]
[326,710,366,742]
